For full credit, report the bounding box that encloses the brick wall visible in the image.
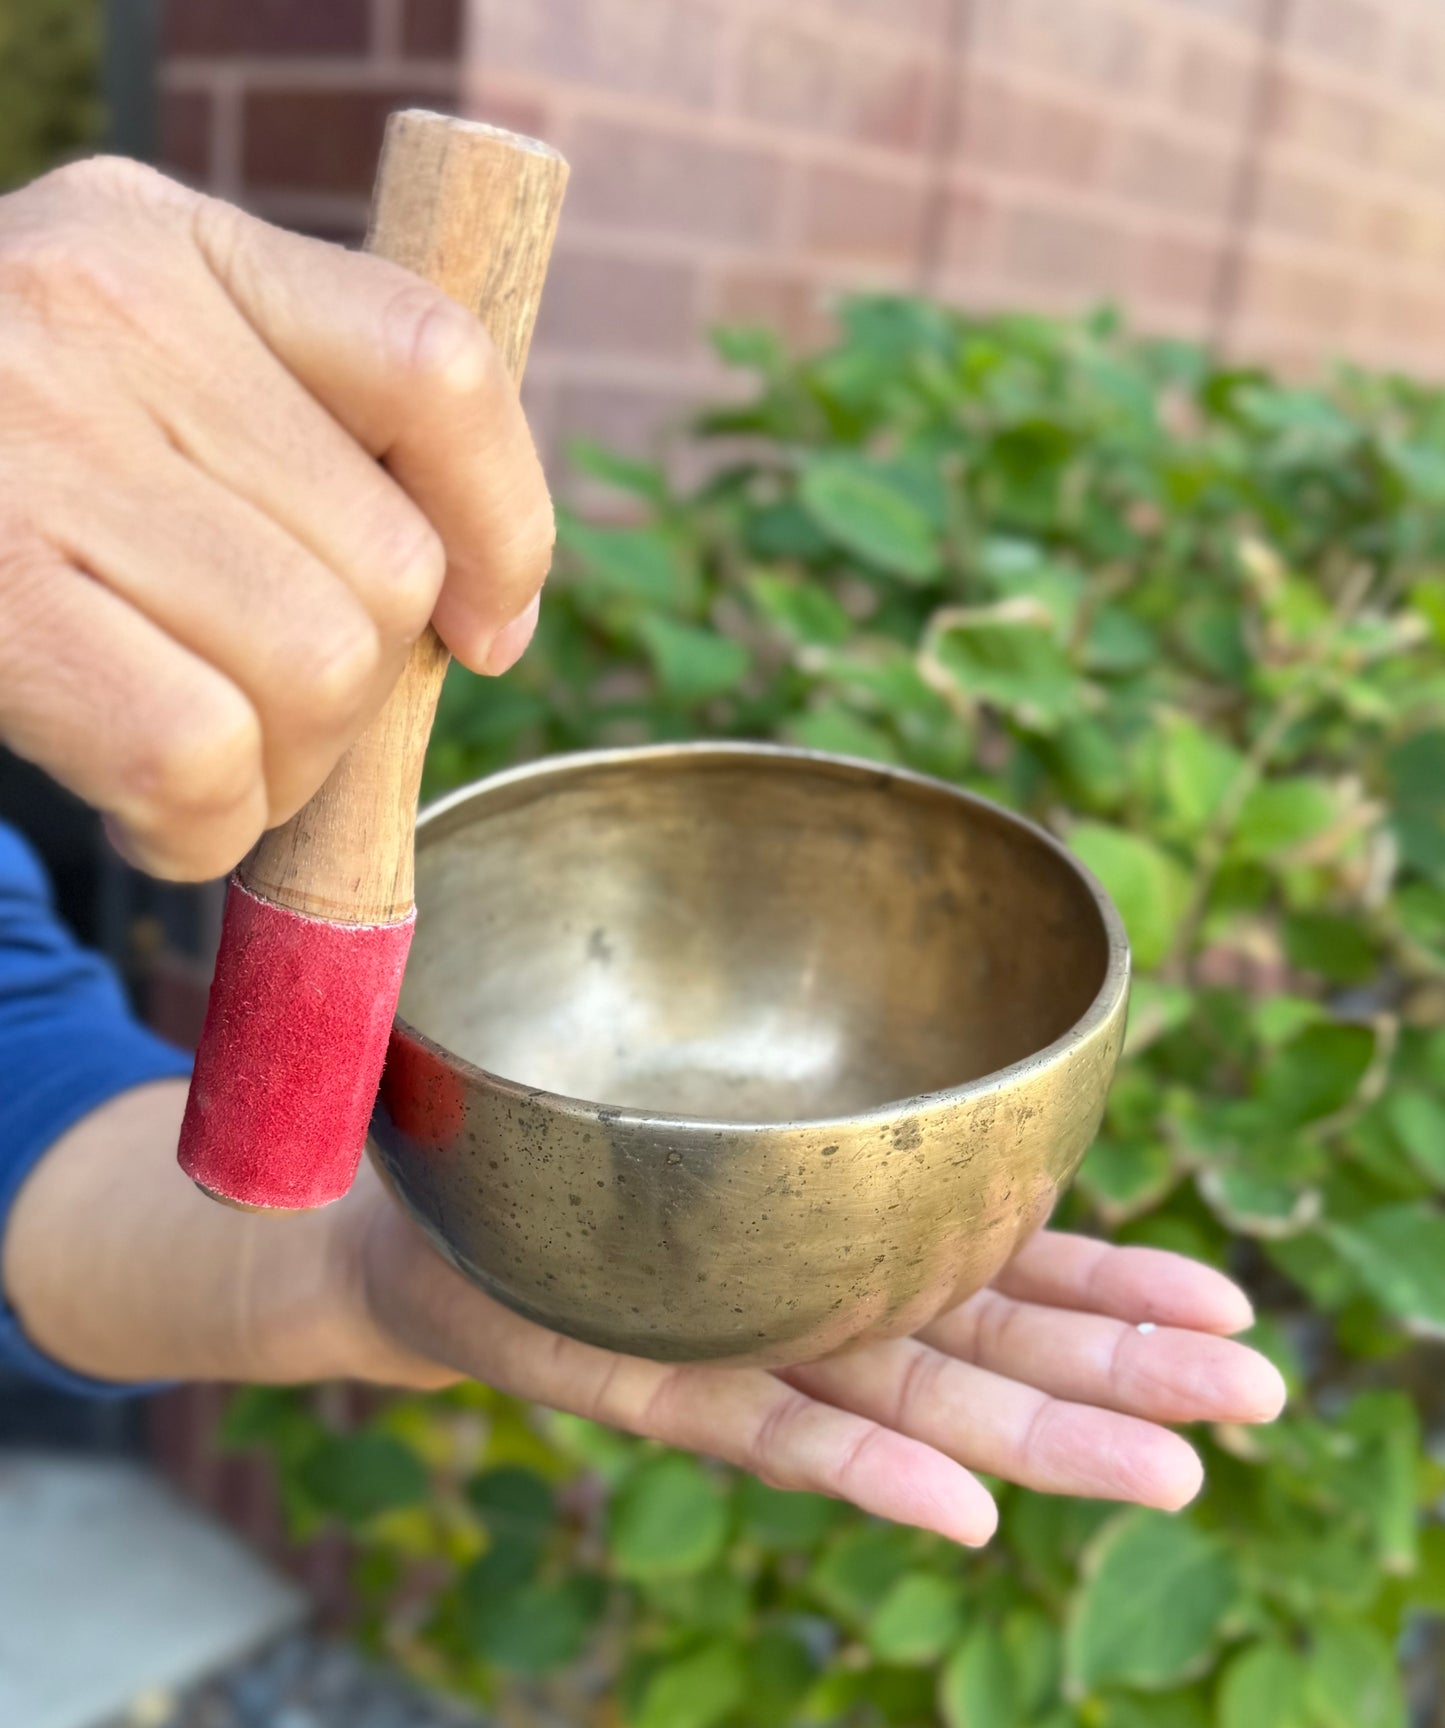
[157,0,1445,474]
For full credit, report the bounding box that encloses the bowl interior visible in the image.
[401,750,1113,1124]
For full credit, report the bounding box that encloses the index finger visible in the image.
[191,197,555,671]
[994,1232,1257,1336]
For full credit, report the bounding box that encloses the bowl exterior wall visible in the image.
[371,986,1125,1367]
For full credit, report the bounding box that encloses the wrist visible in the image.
[4,1081,370,1386]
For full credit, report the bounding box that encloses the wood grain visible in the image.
[241,112,568,923]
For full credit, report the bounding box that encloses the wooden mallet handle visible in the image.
[178,112,568,1210]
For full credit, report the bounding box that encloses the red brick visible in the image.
[1360,194,1445,266]
[164,0,370,56]
[1252,159,1350,245]
[1234,249,1358,337]
[535,250,700,357]
[1111,126,1237,220]
[996,202,1132,298]
[1284,0,1386,75]
[1172,38,1259,134]
[567,119,781,246]
[475,0,726,109]
[1388,15,1445,103]
[1134,230,1226,315]
[550,379,705,461]
[714,267,837,350]
[959,73,1113,189]
[833,46,938,151]
[936,179,996,273]
[736,20,835,131]
[823,0,951,38]
[1361,279,1441,353]
[243,87,474,194]
[158,88,212,183]
[800,164,928,263]
[972,0,1147,92]
[1154,0,1268,27]
[1271,65,1380,166]
[404,0,463,56]
[1373,111,1445,191]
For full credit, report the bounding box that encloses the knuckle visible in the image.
[385,280,499,404]
[369,509,447,642]
[39,154,169,207]
[290,610,383,726]
[504,493,558,591]
[125,690,262,827]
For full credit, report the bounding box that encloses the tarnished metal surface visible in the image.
[371,744,1130,1367]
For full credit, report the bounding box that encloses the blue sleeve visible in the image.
[0,822,192,1396]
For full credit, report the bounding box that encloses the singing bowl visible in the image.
[370,744,1130,1368]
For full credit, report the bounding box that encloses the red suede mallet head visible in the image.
[178,112,568,1210]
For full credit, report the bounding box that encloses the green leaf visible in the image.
[938,1626,1016,1728]
[1152,715,1244,838]
[635,1566,750,1634]
[1304,1623,1407,1728]
[745,1629,818,1727]
[866,1571,967,1665]
[1098,1692,1210,1728]
[785,701,900,763]
[808,1523,916,1626]
[737,1479,842,1551]
[295,1432,429,1526]
[1385,1088,1445,1184]
[923,601,1085,732]
[1282,913,1378,985]
[1216,1641,1312,1728]
[1198,1165,1321,1238]
[461,1574,605,1673]
[1079,1138,1177,1222]
[218,1388,323,1461]
[465,1465,554,1539]
[1084,605,1157,674]
[1386,730,1445,880]
[559,514,694,610]
[744,500,833,561]
[798,455,941,580]
[636,615,751,704]
[1255,1022,1375,1127]
[1124,980,1195,1056]
[459,1534,541,1597]
[1232,777,1338,862]
[1004,1608,1061,1717]
[634,1639,746,1728]
[608,1455,731,1579]
[565,438,669,504]
[712,322,789,373]
[1064,1511,1237,1694]
[1331,1205,1445,1337]
[1068,824,1192,970]
[747,572,853,647]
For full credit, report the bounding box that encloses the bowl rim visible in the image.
[393,741,1132,1136]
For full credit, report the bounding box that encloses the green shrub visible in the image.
[231,301,1445,1725]
[0,0,102,191]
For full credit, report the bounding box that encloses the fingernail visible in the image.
[482,594,541,676]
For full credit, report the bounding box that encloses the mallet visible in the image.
[177,111,569,1210]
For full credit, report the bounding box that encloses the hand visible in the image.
[6,1086,1285,1545]
[348,1166,1284,1545]
[0,158,552,881]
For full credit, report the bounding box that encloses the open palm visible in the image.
[355,1172,1286,1545]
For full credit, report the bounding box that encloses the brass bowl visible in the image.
[371,744,1129,1367]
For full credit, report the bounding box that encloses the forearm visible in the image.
[1,1079,367,1384]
